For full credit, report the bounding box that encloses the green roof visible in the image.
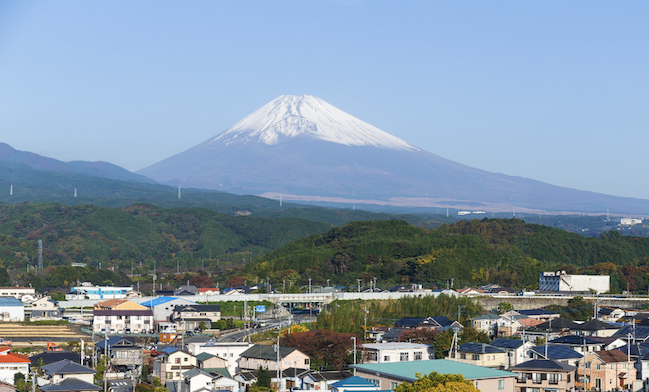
[352,359,517,381]
[196,353,216,362]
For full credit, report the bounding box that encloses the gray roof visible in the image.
[40,378,102,392]
[184,368,215,380]
[241,344,299,360]
[509,359,576,372]
[457,343,505,354]
[41,360,96,376]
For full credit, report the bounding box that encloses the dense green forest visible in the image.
[0,202,332,271]
[243,218,649,292]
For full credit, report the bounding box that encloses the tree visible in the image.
[459,327,490,345]
[394,372,477,392]
[190,275,213,287]
[257,367,271,388]
[280,330,354,370]
[498,302,513,313]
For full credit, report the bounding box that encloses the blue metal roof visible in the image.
[0,297,23,306]
[614,325,649,341]
[531,345,583,360]
[331,376,376,388]
[140,297,196,308]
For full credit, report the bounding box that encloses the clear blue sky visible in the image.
[1,1,647,199]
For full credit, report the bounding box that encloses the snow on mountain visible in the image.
[208,95,419,151]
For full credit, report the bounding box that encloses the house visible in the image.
[31,351,80,367]
[490,339,535,368]
[95,337,142,374]
[576,318,619,337]
[40,378,102,392]
[66,286,135,300]
[196,353,228,371]
[182,368,239,392]
[38,360,96,386]
[92,308,154,334]
[614,325,649,344]
[197,288,220,296]
[380,328,406,343]
[548,335,604,354]
[509,359,576,392]
[456,287,485,296]
[530,345,583,366]
[367,327,390,343]
[352,359,517,392]
[138,297,198,322]
[495,314,529,337]
[0,347,30,384]
[0,297,24,321]
[151,348,198,384]
[598,306,625,322]
[186,341,254,376]
[448,343,508,369]
[94,299,147,311]
[577,349,639,391]
[239,345,310,372]
[525,318,580,341]
[330,376,381,392]
[393,316,461,330]
[514,309,560,322]
[30,297,62,321]
[361,343,434,363]
[470,314,500,336]
[171,304,221,331]
[589,336,626,351]
[174,286,199,296]
[301,370,353,391]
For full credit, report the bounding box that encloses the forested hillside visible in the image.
[243,218,649,292]
[0,202,332,272]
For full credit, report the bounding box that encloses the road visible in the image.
[218,315,315,342]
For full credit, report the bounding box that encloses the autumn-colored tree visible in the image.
[189,275,214,287]
[280,329,353,370]
[394,372,478,392]
[227,276,244,287]
[398,328,440,345]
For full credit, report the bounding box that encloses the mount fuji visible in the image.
[138,95,649,214]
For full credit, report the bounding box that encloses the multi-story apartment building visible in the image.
[361,343,434,364]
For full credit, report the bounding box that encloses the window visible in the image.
[390,382,398,390]
[532,373,543,384]
[368,352,378,361]
[305,359,309,365]
[367,379,380,387]
[166,373,173,379]
[611,364,614,370]
[596,364,601,370]
[471,354,480,360]
[585,362,591,369]
[595,378,602,389]
[498,380,504,390]
[414,351,422,361]
[548,373,560,385]
[400,352,409,361]
[384,356,390,362]
[175,358,180,364]
[184,357,188,362]
[460,353,466,359]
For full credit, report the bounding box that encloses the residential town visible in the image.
[0,271,644,392]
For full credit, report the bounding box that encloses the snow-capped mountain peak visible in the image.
[209,95,419,151]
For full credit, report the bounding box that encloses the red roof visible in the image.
[198,288,220,293]
[0,352,30,363]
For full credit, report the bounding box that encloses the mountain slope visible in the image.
[139,95,649,215]
[0,142,156,183]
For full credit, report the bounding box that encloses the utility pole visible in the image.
[357,279,361,293]
[350,336,357,375]
[363,307,369,342]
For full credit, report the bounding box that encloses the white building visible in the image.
[0,347,30,384]
[621,218,642,225]
[0,297,25,321]
[186,341,254,376]
[539,271,610,293]
[361,343,435,363]
[0,287,36,302]
[66,285,135,300]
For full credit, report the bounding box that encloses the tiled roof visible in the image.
[614,325,649,340]
[549,335,601,345]
[578,319,618,331]
[95,337,136,349]
[173,304,221,312]
[534,318,579,330]
[470,314,500,321]
[352,359,517,381]
[41,360,96,375]
[517,309,559,316]
[308,370,353,382]
[93,309,152,316]
[241,345,298,360]
[30,351,80,366]
[519,318,544,328]
[0,352,30,363]
[40,378,102,392]
[596,349,631,363]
